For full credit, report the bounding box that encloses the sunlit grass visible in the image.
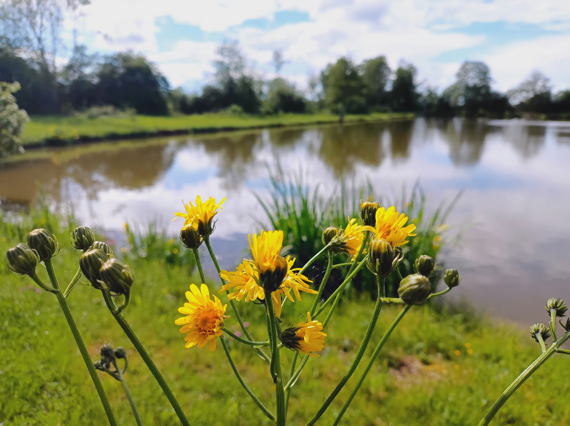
[1,206,568,425]
[22,113,414,145]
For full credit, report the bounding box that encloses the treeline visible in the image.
[0,0,569,119]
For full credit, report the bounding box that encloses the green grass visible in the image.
[22,112,414,145]
[254,169,461,297]
[2,209,569,426]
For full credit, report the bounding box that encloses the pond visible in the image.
[2,118,570,324]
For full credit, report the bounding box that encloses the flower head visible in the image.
[220,230,315,317]
[372,206,417,247]
[175,284,227,351]
[174,196,225,237]
[280,313,326,357]
[327,219,373,258]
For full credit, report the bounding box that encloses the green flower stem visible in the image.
[333,305,411,425]
[305,276,384,426]
[312,257,367,319]
[43,260,117,426]
[537,333,547,353]
[192,248,207,283]
[287,250,334,404]
[101,290,190,426]
[382,288,452,305]
[285,354,309,390]
[395,264,404,280]
[299,242,332,275]
[550,310,558,341]
[223,329,269,346]
[266,297,287,426]
[478,331,570,426]
[220,337,276,421]
[63,267,82,298]
[309,250,334,315]
[204,236,271,364]
[285,352,299,410]
[429,288,451,299]
[29,272,57,293]
[332,263,353,269]
[116,364,143,426]
[556,349,570,355]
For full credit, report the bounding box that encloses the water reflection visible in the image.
[2,118,570,323]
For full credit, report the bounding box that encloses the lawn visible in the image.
[22,113,414,145]
[2,209,570,426]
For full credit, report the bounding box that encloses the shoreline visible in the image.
[21,113,414,150]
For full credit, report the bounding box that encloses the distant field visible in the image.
[22,113,414,145]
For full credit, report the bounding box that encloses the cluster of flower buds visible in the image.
[398,274,432,305]
[71,226,96,251]
[179,224,203,250]
[94,343,128,379]
[322,226,352,255]
[27,228,60,262]
[6,243,40,276]
[359,201,380,227]
[367,239,402,278]
[6,228,60,280]
[529,323,551,343]
[545,298,568,317]
[415,255,435,277]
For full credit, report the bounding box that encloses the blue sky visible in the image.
[74,0,570,93]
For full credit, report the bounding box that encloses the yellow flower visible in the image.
[372,206,417,247]
[175,284,227,351]
[281,312,326,357]
[220,230,315,317]
[343,218,374,258]
[174,196,226,237]
[249,230,284,274]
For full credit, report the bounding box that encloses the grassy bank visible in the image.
[22,112,414,146]
[2,209,570,425]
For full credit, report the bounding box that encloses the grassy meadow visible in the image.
[22,113,414,146]
[2,207,570,425]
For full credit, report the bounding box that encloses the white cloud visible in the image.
[72,0,570,92]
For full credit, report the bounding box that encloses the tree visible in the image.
[390,62,418,112]
[0,82,29,160]
[96,52,170,115]
[263,77,306,114]
[272,50,287,75]
[361,55,391,109]
[212,39,246,87]
[507,71,552,114]
[322,57,366,120]
[60,44,98,111]
[443,61,509,118]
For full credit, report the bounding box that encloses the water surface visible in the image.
[2,118,570,324]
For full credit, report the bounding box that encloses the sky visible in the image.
[69,0,570,94]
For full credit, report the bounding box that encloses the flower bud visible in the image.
[71,226,95,251]
[443,269,460,288]
[529,323,551,343]
[260,255,288,294]
[80,249,108,290]
[91,241,114,258]
[415,255,435,277]
[180,224,203,249]
[279,313,326,356]
[6,243,40,275]
[560,318,570,332]
[545,298,568,317]
[100,258,135,296]
[100,343,116,362]
[360,201,380,227]
[322,226,339,245]
[398,274,432,305]
[27,228,59,262]
[367,239,396,277]
[114,347,127,359]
